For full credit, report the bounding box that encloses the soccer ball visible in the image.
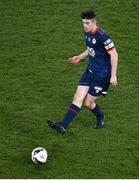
[31,147,48,164]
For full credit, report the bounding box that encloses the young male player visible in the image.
[47,10,118,134]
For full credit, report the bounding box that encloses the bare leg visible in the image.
[72,85,90,108]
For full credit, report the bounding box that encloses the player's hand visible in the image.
[68,56,81,64]
[110,76,118,86]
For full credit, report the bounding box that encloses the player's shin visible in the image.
[91,104,104,128]
[91,104,104,119]
[61,103,80,129]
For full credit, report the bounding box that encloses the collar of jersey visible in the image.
[88,26,99,35]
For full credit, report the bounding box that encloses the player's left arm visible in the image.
[108,48,118,86]
[103,33,118,86]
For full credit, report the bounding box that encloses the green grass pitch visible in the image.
[0,0,139,178]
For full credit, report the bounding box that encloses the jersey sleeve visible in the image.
[101,33,115,51]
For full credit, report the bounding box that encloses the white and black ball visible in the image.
[31,147,48,165]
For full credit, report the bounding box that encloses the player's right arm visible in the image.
[68,49,88,64]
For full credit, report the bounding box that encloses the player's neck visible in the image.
[89,25,99,34]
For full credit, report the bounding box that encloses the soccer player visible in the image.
[47,10,118,134]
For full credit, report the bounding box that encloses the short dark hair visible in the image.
[81,10,96,20]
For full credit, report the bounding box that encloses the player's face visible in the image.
[82,19,96,33]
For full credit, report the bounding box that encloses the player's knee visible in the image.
[84,100,95,109]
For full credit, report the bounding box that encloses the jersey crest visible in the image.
[92,38,96,44]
